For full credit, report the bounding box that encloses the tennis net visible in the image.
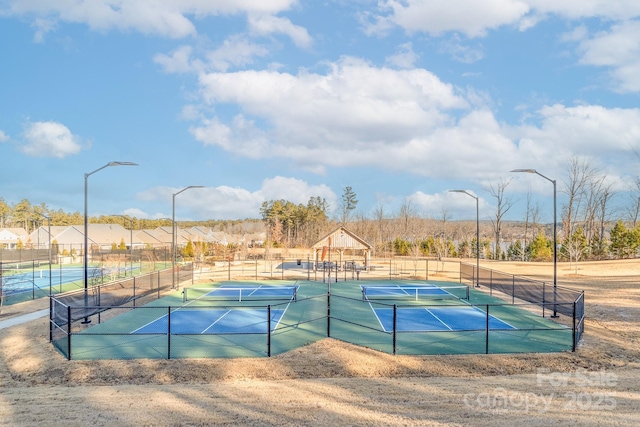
[361,285,469,301]
[183,285,298,302]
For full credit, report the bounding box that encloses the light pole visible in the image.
[511,168,558,317]
[116,215,133,277]
[449,190,480,287]
[172,186,204,288]
[33,211,52,295]
[84,161,138,323]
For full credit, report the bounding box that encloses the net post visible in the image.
[392,304,397,355]
[167,306,171,360]
[49,296,53,342]
[133,276,136,308]
[572,301,577,352]
[267,305,272,357]
[66,304,72,360]
[327,292,331,337]
[542,282,546,318]
[485,304,489,355]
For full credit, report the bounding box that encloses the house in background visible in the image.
[0,228,28,249]
[3,225,267,260]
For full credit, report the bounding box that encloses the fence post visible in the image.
[512,276,515,304]
[572,301,577,352]
[393,304,397,355]
[267,305,272,357]
[49,296,53,342]
[67,305,72,360]
[327,292,331,337]
[542,283,546,317]
[31,260,35,300]
[167,306,171,360]
[133,277,137,308]
[485,304,490,354]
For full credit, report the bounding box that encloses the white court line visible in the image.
[423,308,453,331]
[201,309,233,334]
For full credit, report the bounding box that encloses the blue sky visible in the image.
[1,1,640,224]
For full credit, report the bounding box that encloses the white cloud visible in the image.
[3,0,300,39]
[409,190,492,220]
[137,177,337,220]
[438,37,484,64]
[520,104,640,153]
[369,1,640,38]
[527,0,640,20]
[0,130,9,142]
[248,14,313,48]
[205,35,270,71]
[19,121,83,158]
[371,0,530,38]
[260,176,336,208]
[192,57,468,164]
[189,52,640,188]
[573,20,640,93]
[385,42,419,69]
[154,45,198,74]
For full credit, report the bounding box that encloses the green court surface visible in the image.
[59,279,575,360]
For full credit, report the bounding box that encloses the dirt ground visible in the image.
[0,259,639,426]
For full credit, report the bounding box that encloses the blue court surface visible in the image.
[132,308,286,335]
[373,306,516,332]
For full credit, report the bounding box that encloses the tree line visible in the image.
[4,154,640,262]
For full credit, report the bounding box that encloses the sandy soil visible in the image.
[1,259,639,426]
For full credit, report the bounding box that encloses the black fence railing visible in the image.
[50,265,193,359]
[460,262,585,347]
[1,250,172,305]
[49,262,584,359]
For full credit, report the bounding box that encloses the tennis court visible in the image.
[361,284,515,332]
[52,279,579,360]
[131,284,298,335]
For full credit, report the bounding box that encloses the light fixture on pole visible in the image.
[83,161,138,323]
[449,190,480,287]
[172,186,204,288]
[33,211,52,295]
[511,168,558,318]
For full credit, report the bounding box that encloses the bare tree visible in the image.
[625,177,640,227]
[522,191,541,260]
[488,178,515,260]
[433,208,451,271]
[372,203,388,257]
[561,156,594,241]
[397,198,417,238]
[561,156,615,261]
